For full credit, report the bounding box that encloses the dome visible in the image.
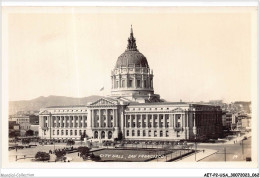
[115,50,149,68]
[115,25,149,69]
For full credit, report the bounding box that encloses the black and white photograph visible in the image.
[1,1,259,177]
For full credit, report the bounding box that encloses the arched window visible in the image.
[137,130,140,136]
[132,130,135,136]
[94,131,98,139]
[143,130,146,136]
[101,131,105,139]
[108,131,112,139]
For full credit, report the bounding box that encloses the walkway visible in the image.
[178,149,217,162]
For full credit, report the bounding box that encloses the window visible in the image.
[144,80,147,88]
[166,131,169,137]
[154,131,157,137]
[61,130,64,135]
[70,130,73,135]
[66,130,68,135]
[137,130,140,136]
[53,130,55,135]
[143,130,146,136]
[127,130,129,136]
[75,130,77,135]
[129,80,133,87]
[148,130,151,137]
[116,81,119,88]
[122,80,125,88]
[57,130,59,135]
[137,80,141,88]
[132,130,135,136]
[177,131,180,137]
[160,130,163,137]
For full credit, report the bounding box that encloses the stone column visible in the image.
[106,109,109,127]
[73,116,76,128]
[129,114,132,128]
[91,110,94,127]
[151,114,154,128]
[180,114,183,128]
[99,109,102,127]
[173,114,175,128]
[115,109,118,127]
[146,114,148,129]
[169,114,173,128]
[163,114,166,128]
[135,114,138,128]
[69,116,72,128]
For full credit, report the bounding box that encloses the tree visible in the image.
[35,152,50,161]
[55,150,66,161]
[78,146,90,160]
[22,138,30,146]
[66,139,75,147]
[9,131,20,138]
[25,129,34,136]
[80,132,86,141]
[117,131,123,141]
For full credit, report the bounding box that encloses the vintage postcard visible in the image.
[1,3,259,177]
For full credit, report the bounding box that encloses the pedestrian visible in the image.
[234,141,235,144]
[203,150,205,153]
[78,153,79,157]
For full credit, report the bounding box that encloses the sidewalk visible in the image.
[178,149,217,162]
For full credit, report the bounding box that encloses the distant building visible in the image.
[9,121,20,137]
[19,122,31,136]
[10,115,30,124]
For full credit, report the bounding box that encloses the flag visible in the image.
[100,87,104,91]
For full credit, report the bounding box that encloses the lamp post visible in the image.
[194,133,197,161]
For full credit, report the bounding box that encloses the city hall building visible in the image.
[39,27,222,141]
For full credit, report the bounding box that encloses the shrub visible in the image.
[35,152,50,161]
[66,139,75,146]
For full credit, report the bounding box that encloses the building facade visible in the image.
[39,27,223,141]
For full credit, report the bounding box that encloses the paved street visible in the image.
[198,137,251,162]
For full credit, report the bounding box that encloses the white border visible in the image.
[1,0,259,177]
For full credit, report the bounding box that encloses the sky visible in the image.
[4,6,257,102]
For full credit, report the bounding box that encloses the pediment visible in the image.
[40,110,50,115]
[90,98,117,106]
